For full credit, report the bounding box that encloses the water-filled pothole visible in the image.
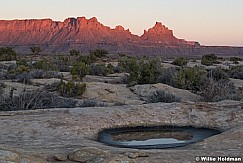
[98,126,221,149]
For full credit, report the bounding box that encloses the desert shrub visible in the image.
[138,59,163,84]
[69,49,80,56]
[0,47,17,61]
[112,65,124,73]
[230,57,242,62]
[0,72,8,80]
[16,65,30,73]
[147,90,181,103]
[57,81,86,98]
[201,79,240,102]
[89,64,112,76]
[79,99,97,107]
[157,67,178,86]
[16,59,30,67]
[28,70,44,79]
[0,82,5,96]
[42,71,62,79]
[158,66,207,92]
[119,58,163,84]
[0,91,76,111]
[90,49,108,58]
[172,57,188,66]
[5,73,17,80]
[118,57,140,83]
[6,63,17,72]
[177,67,208,92]
[78,55,96,65]
[232,70,243,79]
[71,61,88,80]
[201,54,219,66]
[30,46,42,55]
[16,72,32,84]
[53,56,71,72]
[33,60,57,71]
[107,63,114,73]
[207,68,229,81]
[227,66,243,80]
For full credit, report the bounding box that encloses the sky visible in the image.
[0,0,243,46]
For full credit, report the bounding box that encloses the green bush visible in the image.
[53,56,71,72]
[71,61,88,80]
[0,47,17,61]
[58,81,86,98]
[69,49,80,56]
[0,82,5,96]
[201,54,219,66]
[138,59,163,84]
[90,49,108,58]
[175,66,207,91]
[78,55,96,65]
[30,46,42,55]
[89,63,113,76]
[16,59,30,67]
[118,57,140,83]
[227,66,243,79]
[230,57,242,62]
[158,66,207,92]
[33,60,57,71]
[207,68,229,81]
[118,57,163,85]
[172,57,188,66]
[16,65,31,73]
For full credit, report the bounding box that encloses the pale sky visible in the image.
[1,0,243,46]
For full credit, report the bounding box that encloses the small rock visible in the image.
[126,152,149,159]
[128,153,138,159]
[68,147,110,162]
[53,154,67,161]
[0,150,19,161]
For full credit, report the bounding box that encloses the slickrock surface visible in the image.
[0,101,243,162]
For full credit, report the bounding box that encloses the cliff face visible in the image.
[0,17,242,56]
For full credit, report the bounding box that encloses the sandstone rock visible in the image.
[31,78,61,86]
[83,82,145,105]
[131,83,201,102]
[0,101,243,162]
[0,150,19,161]
[2,80,41,96]
[83,73,126,84]
[0,148,46,163]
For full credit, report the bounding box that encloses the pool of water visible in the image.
[98,126,221,149]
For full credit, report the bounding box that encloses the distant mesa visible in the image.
[0,16,242,56]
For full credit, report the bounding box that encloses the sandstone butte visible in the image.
[0,16,243,56]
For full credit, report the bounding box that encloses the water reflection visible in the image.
[120,138,186,146]
[98,126,221,149]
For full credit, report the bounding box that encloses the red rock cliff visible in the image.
[0,17,242,56]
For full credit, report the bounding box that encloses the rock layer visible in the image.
[1,17,243,56]
[0,101,243,162]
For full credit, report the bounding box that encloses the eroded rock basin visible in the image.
[98,126,221,149]
[0,101,243,162]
